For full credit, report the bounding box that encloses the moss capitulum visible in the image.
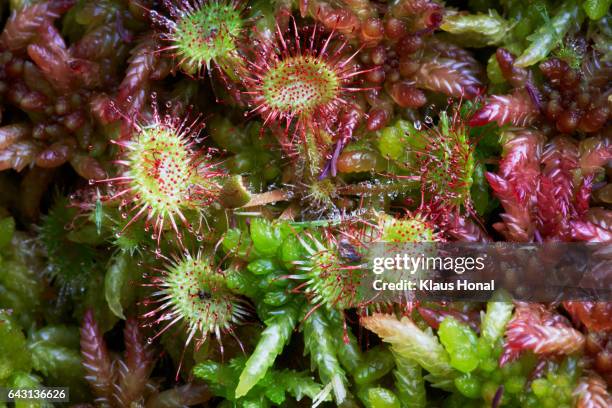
[262,56,340,116]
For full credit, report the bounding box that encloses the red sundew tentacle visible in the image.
[469,89,539,127]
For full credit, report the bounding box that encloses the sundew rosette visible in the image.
[143,250,247,349]
[153,0,247,76]
[99,110,224,247]
[241,19,370,159]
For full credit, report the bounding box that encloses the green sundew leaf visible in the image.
[361,314,454,379]
[302,308,349,404]
[0,312,31,381]
[393,353,426,408]
[583,0,612,20]
[104,251,140,320]
[235,302,300,398]
[480,298,514,346]
[515,1,584,67]
[440,10,511,47]
[438,317,479,374]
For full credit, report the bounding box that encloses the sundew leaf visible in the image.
[361,314,455,379]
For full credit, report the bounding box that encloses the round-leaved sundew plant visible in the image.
[99,109,223,247]
[143,250,246,349]
[415,110,475,211]
[153,0,245,76]
[294,230,364,312]
[242,19,369,164]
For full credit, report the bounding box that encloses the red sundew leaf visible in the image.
[469,89,539,127]
[80,309,114,405]
[501,303,585,366]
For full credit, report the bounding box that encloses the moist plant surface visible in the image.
[0,1,611,408]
